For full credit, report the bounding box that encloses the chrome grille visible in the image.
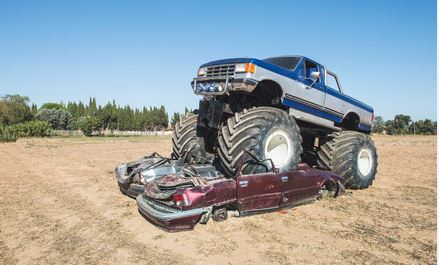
[205,64,235,77]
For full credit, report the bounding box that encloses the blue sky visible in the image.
[0,0,436,121]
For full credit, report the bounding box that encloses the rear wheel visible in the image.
[172,113,214,163]
[317,131,378,189]
[218,107,302,176]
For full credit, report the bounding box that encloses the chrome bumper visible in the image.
[136,195,205,222]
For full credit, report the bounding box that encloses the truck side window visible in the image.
[326,72,341,92]
[304,60,320,82]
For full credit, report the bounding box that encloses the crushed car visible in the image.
[134,152,345,232]
[115,152,213,198]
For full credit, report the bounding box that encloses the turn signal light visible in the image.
[235,63,256,74]
[245,63,255,74]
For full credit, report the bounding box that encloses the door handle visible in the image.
[239,180,248,187]
[281,176,288,182]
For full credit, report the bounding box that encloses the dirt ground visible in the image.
[0,135,436,264]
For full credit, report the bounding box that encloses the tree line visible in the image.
[1,94,187,139]
[372,115,436,135]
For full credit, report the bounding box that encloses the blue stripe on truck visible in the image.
[282,97,343,124]
[282,97,371,132]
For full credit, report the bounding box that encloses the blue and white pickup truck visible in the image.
[172,56,378,189]
[192,56,373,132]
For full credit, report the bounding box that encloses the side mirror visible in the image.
[310,71,320,80]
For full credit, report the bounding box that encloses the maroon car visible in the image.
[136,157,345,232]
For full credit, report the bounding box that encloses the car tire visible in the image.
[317,131,378,189]
[218,107,302,176]
[172,112,214,163]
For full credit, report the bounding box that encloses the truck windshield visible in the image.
[263,56,300,71]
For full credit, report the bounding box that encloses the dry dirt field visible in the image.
[0,135,436,264]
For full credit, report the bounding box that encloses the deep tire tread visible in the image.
[317,131,378,189]
[171,113,214,163]
[218,107,303,177]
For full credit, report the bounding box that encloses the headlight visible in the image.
[197,67,207,76]
[235,63,247,73]
[235,63,255,74]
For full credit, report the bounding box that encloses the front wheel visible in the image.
[317,131,378,189]
[218,107,302,176]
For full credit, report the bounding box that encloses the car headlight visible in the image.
[235,63,255,74]
[197,67,207,76]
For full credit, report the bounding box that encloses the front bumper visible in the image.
[136,195,206,232]
[191,76,258,95]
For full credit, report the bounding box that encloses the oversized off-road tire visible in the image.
[172,113,214,163]
[317,131,378,189]
[218,107,302,176]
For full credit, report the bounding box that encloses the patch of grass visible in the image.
[153,234,165,240]
[386,236,399,244]
[121,211,132,218]
[264,249,288,265]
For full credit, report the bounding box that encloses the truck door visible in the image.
[286,59,326,116]
[236,162,282,212]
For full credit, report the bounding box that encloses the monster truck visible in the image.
[172,56,377,189]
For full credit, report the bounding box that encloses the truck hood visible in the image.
[199,58,253,68]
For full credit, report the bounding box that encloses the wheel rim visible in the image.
[264,130,292,168]
[357,148,373,177]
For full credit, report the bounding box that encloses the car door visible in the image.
[236,169,282,212]
[280,168,322,207]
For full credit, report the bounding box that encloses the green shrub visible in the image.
[35,108,73,130]
[78,116,101,136]
[18,120,52,137]
[0,121,52,142]
[0,124,18,142]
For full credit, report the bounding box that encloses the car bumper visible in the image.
[136,195,205,232]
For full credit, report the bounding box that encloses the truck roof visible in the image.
[200,55,320,68]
